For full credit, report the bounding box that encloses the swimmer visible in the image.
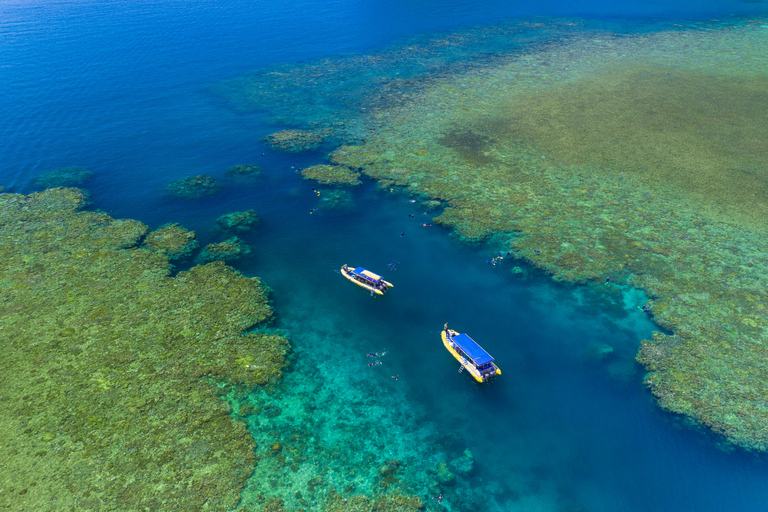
[489,255,503,265]
[391,375,398,380]
[400,232,405,237]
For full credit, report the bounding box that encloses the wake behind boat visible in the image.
[442,324,501,383]
[341,264,393,295]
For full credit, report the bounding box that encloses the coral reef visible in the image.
[301,164,361,186]
[327,22,768,451]
[213,18,603,139]
[320,492,424,512]
[217,210,261,233]
[142,222,199,260]
[264,129,324,153]
[449,450,474,476]
[227,164,262,177]
[435,462,456,486]
[196,236,252,264]
[317,189,353,210]
[230,312,478,512]
[166,174,221,198]
[32,166,94,189]
[0,188,288,511]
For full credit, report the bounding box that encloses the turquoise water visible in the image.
[3,0,768,510]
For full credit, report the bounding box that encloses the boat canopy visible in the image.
[353,267,382,284]
[452,333,494,366]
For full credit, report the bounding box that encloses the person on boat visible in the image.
[443,323,450,337]
[342,264,348,272]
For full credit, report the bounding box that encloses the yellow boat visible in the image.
[441,324,501,383]
[341,265,393,295]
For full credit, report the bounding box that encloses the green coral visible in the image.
[227,164,262,177]
[216,210,260,233]
[435,462,455,486]
[318,189,353,210]
[166,174,221,199]
[32,166,94,189]
[0,188,288,511]
[142,222,199,260]
[301,164,361,186]
[264,129,324,153]
[328,22,768,451]
[196,236,252,264]
[319,491,424,512]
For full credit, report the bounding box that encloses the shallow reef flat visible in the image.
[326,21,768,450]
[0,188,288,510]
[230,307,467,512]
[301,164,362,186]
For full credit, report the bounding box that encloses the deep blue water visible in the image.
[3,0,768,511]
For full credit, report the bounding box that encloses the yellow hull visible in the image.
[442,329,501,383]
[341,266,393,295]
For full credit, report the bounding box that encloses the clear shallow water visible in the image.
[3,1,768,511]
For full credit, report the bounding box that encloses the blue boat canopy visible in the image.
[352,267,382,284]
[452,333,494,366]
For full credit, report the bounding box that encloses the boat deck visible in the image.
[450,332,494,366]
